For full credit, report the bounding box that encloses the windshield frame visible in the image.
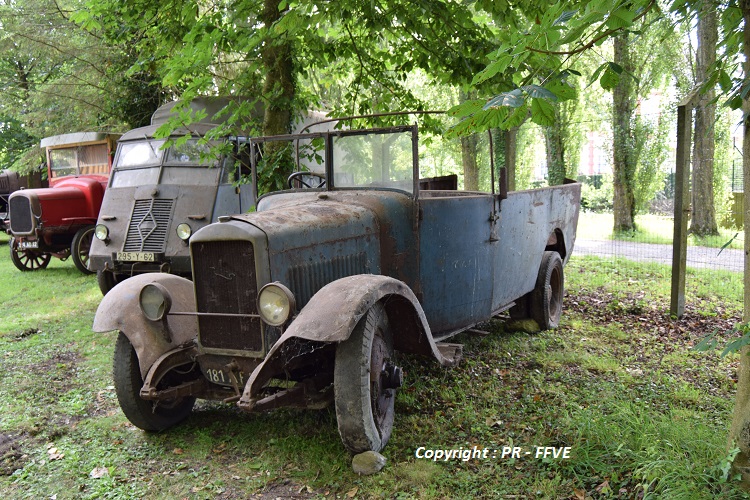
[250,125,419,203]
[109,137,230,188]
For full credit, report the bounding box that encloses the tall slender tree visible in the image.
[691,0,720,236]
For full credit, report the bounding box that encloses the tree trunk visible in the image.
[544,113,566,186]
[612,34,636,232]
[259,0,295,193]
[492,127,519,191]
[690,0,719,236]
[729,0,750,484]
[461,134,479,190]
[460,90,479,190]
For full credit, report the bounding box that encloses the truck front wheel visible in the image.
[112,332,195,431]
[71,226,95,274]
[97,270,125,295]
[531,251,564,330]
[9,237,50,271]
[334,302,401,454]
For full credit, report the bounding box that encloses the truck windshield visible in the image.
[111,139,222,188]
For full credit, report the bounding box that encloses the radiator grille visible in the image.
[193,240,262,352]
[290,252,369,306]
[123,199,174,252]
[9,196,33,234]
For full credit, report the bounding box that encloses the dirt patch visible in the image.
[0,433,25,476]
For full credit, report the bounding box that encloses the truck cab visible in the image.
[88,98,260,294]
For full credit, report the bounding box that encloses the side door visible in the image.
[418,192,495,338]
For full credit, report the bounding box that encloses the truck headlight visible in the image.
[176,223,192,241]
[94,224,109,241]
[139,283,172,321]
[257,283,295,326]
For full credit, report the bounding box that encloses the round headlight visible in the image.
[257,283,295,327]
[176,223,192,241]
[94,224,109,241]
[139,283,172,321]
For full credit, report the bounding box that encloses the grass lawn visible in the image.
[0,231,746,499]
[578,212,743,250]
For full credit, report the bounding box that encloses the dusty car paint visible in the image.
[94,123,581,454]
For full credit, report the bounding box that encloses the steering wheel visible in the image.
[287,171,326,189]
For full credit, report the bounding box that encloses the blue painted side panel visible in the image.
[418,194,495,335]
[492,184,581,309]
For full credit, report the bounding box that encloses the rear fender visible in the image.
[240,275,456,404]
[92,273,198,379]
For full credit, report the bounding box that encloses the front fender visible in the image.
[92,273,198,379]
[240,274,456,404]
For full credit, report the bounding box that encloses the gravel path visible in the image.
[574,238,744,272]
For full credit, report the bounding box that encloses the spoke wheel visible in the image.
[9,238,50,271]
[531,251,564,330]
[113,332,195,431]
[71,225,95,274]
[334,302,400,453]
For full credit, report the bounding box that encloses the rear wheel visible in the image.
[334,302,401,453]
[71,225,95,274]
[9,237,50,271]
[112,332,195,431]
[97,269,125,295]
[531,251,564,330]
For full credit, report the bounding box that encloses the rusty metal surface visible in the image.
[95,124,582,422]
[238,274,460,408]
[92,273,198,378]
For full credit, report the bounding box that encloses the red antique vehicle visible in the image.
[7,132,120,273]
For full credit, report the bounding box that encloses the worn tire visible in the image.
[97,270,125,296]
[531,251,564,330]
[334,302,398,453]
[71,225,95,274]
[112,332,195,431]
[9,237,50,271]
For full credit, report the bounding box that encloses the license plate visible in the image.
[204,368,247,387]
[19,240,38,249]
[116,251,156,262]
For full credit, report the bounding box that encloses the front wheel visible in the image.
[71,225,95,274]
[97,269,125,296]
[9,237,51,271]
[334,302,401,453]
[112,332,195,431]
[531,251,564,330]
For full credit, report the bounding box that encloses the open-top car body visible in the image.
[8,132,120,273]
[93,124,581,454]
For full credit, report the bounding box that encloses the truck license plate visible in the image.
[19,240,38,249]
[116,252,156,262]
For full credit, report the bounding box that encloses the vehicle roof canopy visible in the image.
[120,96,264,142]
[40,132,121,149]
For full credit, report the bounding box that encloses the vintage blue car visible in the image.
[93,124,581,454]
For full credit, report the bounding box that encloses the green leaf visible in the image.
[600,66,621,90]
[718,70,732,92]
[502,103,529,129]
[447,99,485,118]
[553,10,577,26]
[472,54,512,85]
[483,90,524,109]
[530,98,555,126]
[521,85,556,100]
[544,80,576,101]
